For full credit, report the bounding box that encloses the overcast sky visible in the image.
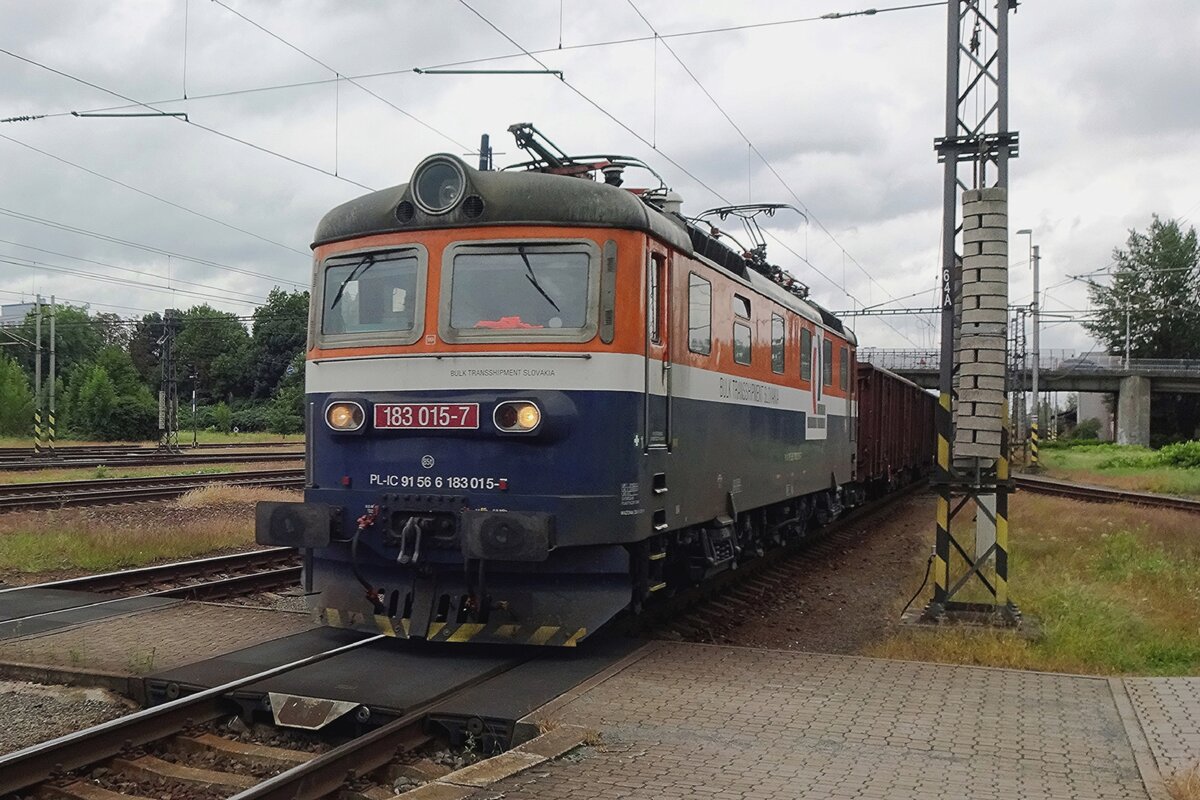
[2,0,1197,355]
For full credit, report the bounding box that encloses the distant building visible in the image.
[0,302,35,328]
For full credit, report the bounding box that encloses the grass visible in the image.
[0,486,301,576]
[0,431,304,448]
[0,460,301,485]
[868,494,1200,675]
[1038,443,1200,497]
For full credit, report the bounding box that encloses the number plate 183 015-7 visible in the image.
[374,403,480,430]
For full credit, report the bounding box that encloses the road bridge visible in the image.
[860,348,1200,445]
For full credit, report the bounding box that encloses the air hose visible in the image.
[351,505,385,613]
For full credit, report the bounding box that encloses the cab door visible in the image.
[644,250,671,450]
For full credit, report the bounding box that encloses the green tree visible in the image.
[1085,216,1200,440]
[267,351,305,434]
[0,356,33,436]
[174,305,253,402]
[95,346,148,397]
[1084,216,1200,360]
[73,365,118,439]
[127,312,162,384]
[94,312,131,349]
[14,304,104,383]
[251,289,309,399]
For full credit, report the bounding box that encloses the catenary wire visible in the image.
[625,0,935,334]
[456,1,922,346]
[0,239,268,303]
[0,132,309,259]
[207,0,473,154]
[3,3,949,125]
[0,46,373,193]
[0,208,305,288]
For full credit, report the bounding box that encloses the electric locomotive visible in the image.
[257,124,861,646]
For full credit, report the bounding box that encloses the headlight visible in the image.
[494,401,541,433]
[326,401,365,431]
[412,156,466,214]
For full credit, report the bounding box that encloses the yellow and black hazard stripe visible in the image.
[318,608,588,647]
[932,390,952,604]
[1030,420,1039,467]
[995,406,1011,605]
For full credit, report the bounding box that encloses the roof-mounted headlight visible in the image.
[412,155,466,215]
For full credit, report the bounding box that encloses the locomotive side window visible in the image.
[800,327,812,381]
[441,241,599,343]
[823,338,834,387]
[649,252,665,345]
[733,294,751,319]
[771,314,785,374]
[733,322,752,366]
[322,250,421,337]
[688,273,711,355]
[839,346,850,390]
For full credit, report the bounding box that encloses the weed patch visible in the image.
[870,495,1200,675]
[0,487,301,577]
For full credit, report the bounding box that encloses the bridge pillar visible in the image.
[1117,375,1151,446]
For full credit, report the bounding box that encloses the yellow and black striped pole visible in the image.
[995,407,1011,605]
[1029,420,1039,469]
[47,410,55,455]
[33,409,42,456]
[933,391,952,608]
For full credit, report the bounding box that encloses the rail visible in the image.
[0,635,386,796]
[860,348,1200,377]
[0,468,304,511]
[0,547,300,596]
[0,451,303,472]
[0,635,530,799]
[1014,474,1200,514]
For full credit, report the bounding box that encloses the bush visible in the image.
[231,404,272,432]
[1158,440,1200,469]
[0,356,33,436]
[104,394,159,441]
[213,402,233,434]
[1070,418,1101,441]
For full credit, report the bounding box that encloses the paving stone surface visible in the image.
[0,603,315,675]
[469,643,1154,800]
[1126,677,1200,779]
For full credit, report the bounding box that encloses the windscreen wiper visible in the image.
[518,245,561,313]
[329,253,376,310]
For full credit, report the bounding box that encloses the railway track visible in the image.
[4,547,302,600]
[0,468,304,511]
[0,450,303,472]
[0,441,303,458]
[1014,473,1200,514]
[0,635,527,800]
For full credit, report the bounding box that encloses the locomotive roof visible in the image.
[313,158,693,253]
[313,154,852,342]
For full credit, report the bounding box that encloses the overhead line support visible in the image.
[924,0,1020,627]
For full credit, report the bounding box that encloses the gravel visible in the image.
[215,588,311,613]
[662,493,935,653]
[0,680,137,755]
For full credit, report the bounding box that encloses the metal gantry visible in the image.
[926,0,1021,624]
